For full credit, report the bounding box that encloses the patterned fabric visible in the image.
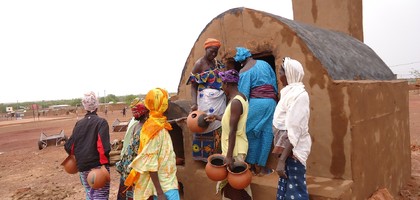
[82,91,99,112]
[130,98,148,119]
[238,60,278,167]
[129,97,141,108]
[277,157,309,200]
[218,69,239,83]
[79,166,110,200]
[192,127,222,162]
[130,129,179,199]
[188,62,225,92]
[125,88,173,187]
[116,120,142,199]
[119,118,140,158]
[189,61,226,162]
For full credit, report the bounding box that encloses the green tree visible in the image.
[105,94,119,104]
[124,94,138,105]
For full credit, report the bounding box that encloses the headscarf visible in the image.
[130,98,148,119]
[282,57,305,84]
[280,57,306,108]
[233,47,252,62]
[204,38,221,49]
[81,91,99,112]
[124,88,173,187]
[218,69,239,83]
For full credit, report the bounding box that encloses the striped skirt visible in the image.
[79,165,110,200]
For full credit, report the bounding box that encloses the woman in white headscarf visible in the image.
[272,57,311,199]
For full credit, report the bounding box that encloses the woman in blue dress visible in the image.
[234,47,278,175]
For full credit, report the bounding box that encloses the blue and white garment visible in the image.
[277,157,309,199]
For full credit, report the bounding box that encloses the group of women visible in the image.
[64,37,311,200]
[66,89,181,200]
[188,38,311,200]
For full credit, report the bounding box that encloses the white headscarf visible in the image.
[82,91,99,112]
[283,57,304,84]
[279,57,306,109]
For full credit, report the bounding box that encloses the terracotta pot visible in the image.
[205,154,228,181]
[187,110,209,133]
[227,161,252,190]
[61,154,78,174]
[87,167,108,189]
[100,165,110,182]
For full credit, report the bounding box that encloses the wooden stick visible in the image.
[167,117,187,123]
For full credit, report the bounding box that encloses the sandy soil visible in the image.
[0,92,419,200]
[0,111,130,200]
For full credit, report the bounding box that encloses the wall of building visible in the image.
[292,0,364,42]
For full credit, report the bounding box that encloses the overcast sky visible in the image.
[1,0,419,104]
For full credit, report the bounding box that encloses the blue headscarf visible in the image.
[233,47,252,62]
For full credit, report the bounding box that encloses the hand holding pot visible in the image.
[205,114,220,122]
[225,156,234,170]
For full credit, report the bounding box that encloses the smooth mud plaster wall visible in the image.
[346,81,410,199]
[292,0,363,42]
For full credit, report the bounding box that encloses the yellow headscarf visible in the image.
[125,88,173,187]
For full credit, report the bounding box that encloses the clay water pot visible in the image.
[187,110,209,133]
[227,161,252,190]
[100,165,110,182]
[205,154,228,181]
[87,167,108,189]
[61,154,78,174]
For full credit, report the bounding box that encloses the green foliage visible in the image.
[124,94,139,105]
[105,94,119,104]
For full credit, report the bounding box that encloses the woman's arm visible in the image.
[276,140,292,178]
[226,99,243,169]
[190,59,202,111]
[150,172,166,200]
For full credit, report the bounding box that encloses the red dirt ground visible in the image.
[0,92,419,199]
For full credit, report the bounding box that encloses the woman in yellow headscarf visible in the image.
[126,88,180,200]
